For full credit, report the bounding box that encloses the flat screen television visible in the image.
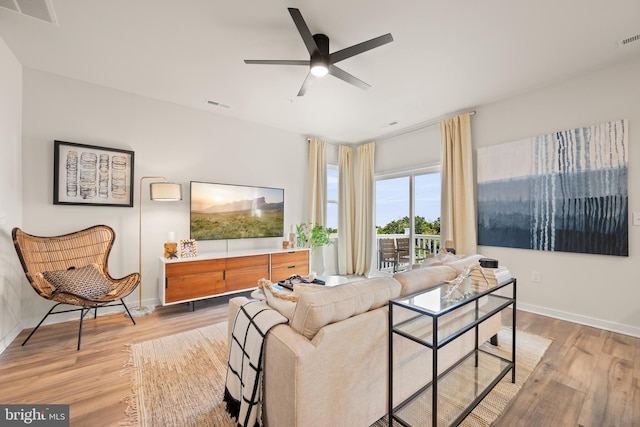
[190,181,284,241]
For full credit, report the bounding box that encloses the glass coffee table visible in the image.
[388,278,516,426]
[318,275,349,286]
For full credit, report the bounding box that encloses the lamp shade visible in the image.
[150,182,182,201]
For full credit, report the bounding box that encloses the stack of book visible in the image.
[470,265,511,285]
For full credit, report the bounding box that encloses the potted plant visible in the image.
[296,223,331,248]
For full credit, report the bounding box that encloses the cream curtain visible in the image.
[440,113,477,255]
[354,142,375,276]
[307,138,326,226]
[338,146,355,275]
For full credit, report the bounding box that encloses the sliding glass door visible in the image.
[375,168,441,272]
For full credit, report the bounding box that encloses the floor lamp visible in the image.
[129,176,182,318]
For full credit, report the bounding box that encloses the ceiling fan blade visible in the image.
[330,33,394,64]
[328,65,370,90]
[288,8,320,56]
[244,60,310,66]
[297,72,315,96]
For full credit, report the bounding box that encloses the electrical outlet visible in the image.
[531,271,541,282]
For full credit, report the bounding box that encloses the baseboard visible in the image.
[0,323,23,355]
[518,302,640,338]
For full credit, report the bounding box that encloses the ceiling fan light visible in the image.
[311,64,328,77]
[310,55,329,77]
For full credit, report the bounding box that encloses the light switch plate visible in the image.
[633,212,640,226]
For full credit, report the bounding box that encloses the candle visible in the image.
[168,231,176,243]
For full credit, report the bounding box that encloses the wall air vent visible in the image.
[618,33,640,47]
[0,0,57,24]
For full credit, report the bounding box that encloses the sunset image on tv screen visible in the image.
[190,181,284,240]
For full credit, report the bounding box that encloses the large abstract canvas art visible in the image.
[477,119,628,256]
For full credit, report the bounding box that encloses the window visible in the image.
[326,165,338,234]
[376,176,410,234]
[375,168,441,271]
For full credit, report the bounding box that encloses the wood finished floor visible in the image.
[0,296,638,427]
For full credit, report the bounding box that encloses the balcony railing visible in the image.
[376,233,441,272]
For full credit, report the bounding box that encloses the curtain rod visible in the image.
[306,137,340,146]
[307,109,476,145]
[307,136,344,147]
[375,110,476,143]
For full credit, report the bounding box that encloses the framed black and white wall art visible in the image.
[53,140,135,207]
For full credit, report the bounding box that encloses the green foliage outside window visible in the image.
[376,216,440,235]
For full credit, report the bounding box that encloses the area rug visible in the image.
[123,324,551,427]
[122,322,234,426]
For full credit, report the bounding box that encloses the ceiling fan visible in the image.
[244,8,393,96]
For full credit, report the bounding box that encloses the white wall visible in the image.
[473,57,640,337]
[19,69,308,326]
[0,36,23,352]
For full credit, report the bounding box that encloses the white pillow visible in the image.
[444,254,485,274]
[257,278,324,321]
[421,252,461,268]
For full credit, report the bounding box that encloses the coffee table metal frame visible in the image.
[388,278,516,426]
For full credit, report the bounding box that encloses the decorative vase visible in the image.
[310,246,325,277]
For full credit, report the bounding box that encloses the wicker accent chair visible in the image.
[12,225,140,350]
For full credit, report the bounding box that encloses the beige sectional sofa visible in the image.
[227,255,502,427]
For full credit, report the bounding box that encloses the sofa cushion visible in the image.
[291,277,401,340]
[393,265,457,296]
[258,278,324,321]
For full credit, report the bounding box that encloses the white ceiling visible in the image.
[1,0,639,144]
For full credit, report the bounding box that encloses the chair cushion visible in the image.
[42,264,112,300]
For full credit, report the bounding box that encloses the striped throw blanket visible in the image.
[224,300,288,427]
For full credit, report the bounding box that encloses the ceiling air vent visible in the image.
[618,33,640,47]
[206,100,231,109]
[0,0,57,24]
